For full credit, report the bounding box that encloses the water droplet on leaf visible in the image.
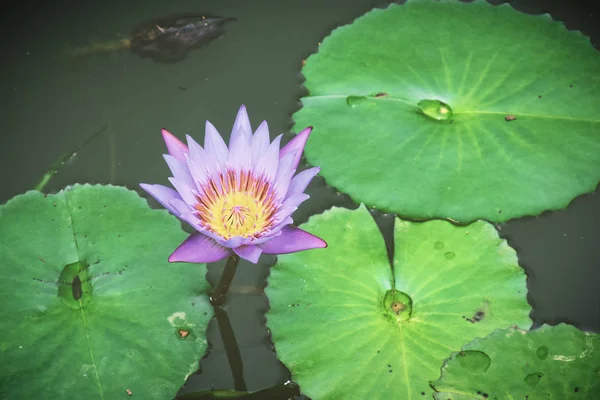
[536,345,549,360]
[383,289,413,322]
[58,261,92,309]
[456,350,491,374]
[346,95,372,107]
[444,251,455,260]
[434,241,445,250]
[417,99,453,121]
[524,372,544,386]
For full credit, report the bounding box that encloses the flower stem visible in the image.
[213,306,247,391]
[33,124,108,193]
[210,254,240,306]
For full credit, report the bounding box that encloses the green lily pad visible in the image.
[0,185,212,399]
[432,324,600,399]
[266,205,530,399]
[293,0,600,223]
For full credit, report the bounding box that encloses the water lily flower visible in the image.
[140,105,327,264]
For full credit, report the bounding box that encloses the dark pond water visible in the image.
[1,0,598,398]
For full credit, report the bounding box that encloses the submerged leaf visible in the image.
[129,13,237,63]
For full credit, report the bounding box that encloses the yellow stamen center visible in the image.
[195,170,277,239]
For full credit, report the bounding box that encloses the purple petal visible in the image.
[169,233,231,263]
[279,126,312,170]
[233,245,263,264]
[168,198,192,216]
[285,167,320,200]
[259,226,327,255]
[275,193,309,222]
[273,150,298,201]
[163,154,193,186]
[231,105,252,138]
[167,199,201,228]
[253,134,282,183]
[162,129,188,162]
[248,229,282,245]
[185,155,209,194]
[204,121,229,170]
[168,178,198,206]
[228,105,252,172]
[251,120,270,167]
[163,154,196,204]
[140,183,184,216]
[187,135,220,189]
[268,215,294,236]
[218,236,252,248]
